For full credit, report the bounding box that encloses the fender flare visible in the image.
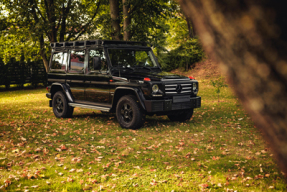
[113,87,146,110]
[50,83,74,102]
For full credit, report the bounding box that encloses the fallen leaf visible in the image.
[166,166,173,170]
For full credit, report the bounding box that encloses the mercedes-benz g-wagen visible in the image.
[46,40,201,129]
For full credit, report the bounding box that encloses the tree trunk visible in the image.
[39,35,49,72]
[59,0,71,42]
[123,0,131,41]
[109,0,121,40]
[40,53,49,72]
[179,0,287,176]
[185,16,194,38]
[44,0,57,42]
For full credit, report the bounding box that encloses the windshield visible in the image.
[108,49,159,69]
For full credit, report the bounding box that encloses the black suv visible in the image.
[46,40,201,129]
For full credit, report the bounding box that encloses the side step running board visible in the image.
[68,103,110,112]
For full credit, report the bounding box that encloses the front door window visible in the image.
[88,49,107,72]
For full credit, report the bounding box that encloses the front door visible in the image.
[85,48,111,106]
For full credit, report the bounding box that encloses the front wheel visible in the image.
[116,95,145,129]
[52,91,74,118]
[168,109,194,122]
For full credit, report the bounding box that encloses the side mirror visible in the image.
[93,57,101,70]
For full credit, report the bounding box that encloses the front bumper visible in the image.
[144,96,201,113]
[46,93,52,107]
[46,93,51,99]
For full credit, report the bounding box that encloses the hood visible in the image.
[112,70,189,81]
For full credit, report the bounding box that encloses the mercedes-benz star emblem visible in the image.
[176,84,182,93]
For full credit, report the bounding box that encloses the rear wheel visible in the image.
[52,91,74,118]
[168,109,194,122]
[116,95,145,129]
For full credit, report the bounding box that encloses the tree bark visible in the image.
[39,35,49,72]
[185,15,194,38]
[109,0,121,40]
[59,0,71,42]
[123,0,131,41]
[178,0,287,176]
[44,0,57,42]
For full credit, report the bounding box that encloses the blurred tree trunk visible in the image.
[109,0,121,40]
[178,0,287,176]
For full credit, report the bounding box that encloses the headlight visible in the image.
[193,83,198,94]
[152,84,159,93]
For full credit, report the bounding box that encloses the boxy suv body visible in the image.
[46,40,201,129]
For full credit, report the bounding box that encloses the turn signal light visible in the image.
[143,77,151,81]
[189,76,195,80]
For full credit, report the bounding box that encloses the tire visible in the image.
[168,109,194,122]
[52,91,74,118]
[116,95,145,129]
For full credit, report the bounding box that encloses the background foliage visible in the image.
[0,0,205,85]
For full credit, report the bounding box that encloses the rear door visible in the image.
[66,50,86,102]
[85,48,111,106]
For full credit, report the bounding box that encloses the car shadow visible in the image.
[71,112,176,128]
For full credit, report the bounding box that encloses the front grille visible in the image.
[152,102,164,112]
[172,102,191,110]
[165,83,192,94]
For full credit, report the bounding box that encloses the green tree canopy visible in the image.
[0,0,106,71]
[0,0,204,72]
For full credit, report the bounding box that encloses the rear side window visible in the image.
[51,52,68,70]
[70,50,85,72]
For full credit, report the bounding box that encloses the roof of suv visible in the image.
[50,40,149,49]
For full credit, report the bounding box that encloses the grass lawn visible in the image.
[0,81,286,191]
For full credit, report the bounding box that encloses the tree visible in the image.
[107,0,170,42]
[1,0,106,72]
[178,0,287,176]
[210,76,228,102]
[109,0,121,40]
[162,3,204,71]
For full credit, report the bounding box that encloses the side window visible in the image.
[51,52,68,70]
[89,49,107,71]
[70,50,85,72]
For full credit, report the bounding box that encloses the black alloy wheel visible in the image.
[52,91,74,118]
[55,96,64,113]
[121,103,133,123]
[116,95,145,129]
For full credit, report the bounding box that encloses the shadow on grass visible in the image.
[72,111,178,129]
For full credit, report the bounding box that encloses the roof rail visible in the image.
[50,40,101,48]
[50,40,148,48]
